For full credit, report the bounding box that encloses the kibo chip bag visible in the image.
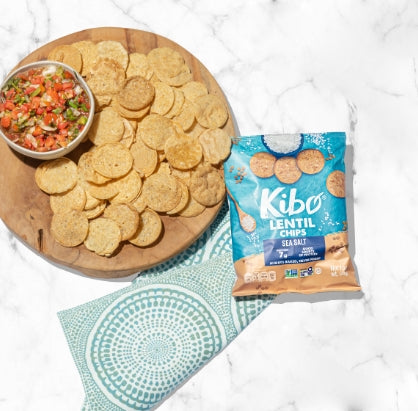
[223,132,361,296]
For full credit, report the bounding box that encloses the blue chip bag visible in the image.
[223,132,361,296]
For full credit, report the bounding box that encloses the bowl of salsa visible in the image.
[0,61,95,160]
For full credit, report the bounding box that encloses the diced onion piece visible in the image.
[40,122,56,132]
[42,66,57,76]
[26,134,37,148]
[74,85,83,95]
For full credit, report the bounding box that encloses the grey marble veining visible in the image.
[1,0,418,410]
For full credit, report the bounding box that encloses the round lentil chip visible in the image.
[91,142,133,179]
[51,209,89,247]
[84,217,121,257]
[35,157,78,194]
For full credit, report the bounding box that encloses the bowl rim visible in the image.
[0,60,95,159]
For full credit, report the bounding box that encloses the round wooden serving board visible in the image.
[0,27,236,278]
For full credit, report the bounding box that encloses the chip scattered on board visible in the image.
[177,195,206,217]
[86,57,126,96]
[112,98,151,120]
[84,217,121,257]
[194,94,228,129]
[50,183,87,214]
[129,208,162,247]
[173,99,196,131]
[137,114,177,151]
[147,47,185,78]
[88,107,125,146]
[165,134,203,170]
[47,44,82,72]
[109,169,143,204]
[166,178,190,215]
[51,209,89,247]
[78,152,111,184]
[130,139,158,177]
[181,81,208,101]
[199,128,232,165]
[71,40,99,76]
[35,157,78,194]
[118,76,155,111]
[103,203,140,241]
[83,201,107,220]
[126,52,153,79]
[91,142,133,179]
[189,163,226,206]
[142,173,182,213]
[150,81,175,115]
[97,40,129,71]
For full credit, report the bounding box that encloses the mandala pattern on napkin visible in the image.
[59,202,274,411]
[86,285,227,409]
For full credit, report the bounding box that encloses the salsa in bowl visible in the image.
[0,61,94,160]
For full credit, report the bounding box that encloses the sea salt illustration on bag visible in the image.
[223,132,361,296]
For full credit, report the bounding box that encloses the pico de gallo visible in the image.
[0,64,91,152]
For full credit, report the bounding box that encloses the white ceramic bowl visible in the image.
[0,60,95,160]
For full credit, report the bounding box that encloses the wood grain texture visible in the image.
[0,27,236,278]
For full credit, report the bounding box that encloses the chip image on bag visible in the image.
[223,132,361,296]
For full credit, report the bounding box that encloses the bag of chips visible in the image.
[223,132,361,296]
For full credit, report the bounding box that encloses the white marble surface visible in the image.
[1,0,418,410]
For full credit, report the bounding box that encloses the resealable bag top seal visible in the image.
[223,132,361,296]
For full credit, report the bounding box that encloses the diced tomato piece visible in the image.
[23,136,33,149]
[56,133,67,142]
[6,89,15,99]
[32,76,44,85]
[64,71,73,79]
[24,86,37,95]
[44,79,53,89]
[58,128,68,137]
[12,123,19,132]
[32,126,43,137]
[43,112,58,126]
[62,82,73,90]
[45,136,56,148]
[54,82,63,92]
[1,116,11,128]
[4,100,15,111]
[11,110,19,120]
[57,121,68,130]
[17,73,29,81]
[31,96,41,109]
[46,88,59,101]
[36,107,44,115]
[36,136,45,147]
[21,103,30,114]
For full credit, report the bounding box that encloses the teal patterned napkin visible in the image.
[58,203,274,410]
